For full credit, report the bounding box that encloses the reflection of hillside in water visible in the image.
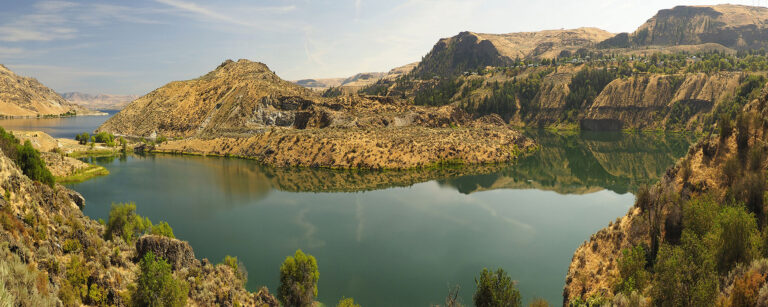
[440,131,696,195]
[91,130,693,200]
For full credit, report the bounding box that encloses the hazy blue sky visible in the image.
[0,0,761,94]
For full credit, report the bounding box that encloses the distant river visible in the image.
[0,115,695,306]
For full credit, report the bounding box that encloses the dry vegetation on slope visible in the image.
[564,82,768,305]
[99,59,533,169]
[0,65,102,117]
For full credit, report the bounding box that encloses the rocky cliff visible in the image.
[413,28,613,77]
[99,59,533,169]
[0,65,102,117]
[0,141,277,305]
[563,82,768,304]
[600,4,768,50]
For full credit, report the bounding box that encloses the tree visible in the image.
[15,140,54,187]
[134,252,188,307]
[615,245,649,294]
[104,202,151,243]
[278,249,319,307]
[336,297,361,307]
[473,268,521,307]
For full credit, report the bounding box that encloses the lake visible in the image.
[0,116,695,306]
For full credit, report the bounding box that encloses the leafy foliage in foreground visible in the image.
[104,202,175,243]
[278,249,320,307]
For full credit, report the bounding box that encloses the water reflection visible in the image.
[69,130,694,306]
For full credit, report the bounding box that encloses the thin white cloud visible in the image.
[155,0,297,29]
[0,47,24,55]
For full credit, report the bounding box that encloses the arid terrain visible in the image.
[0,65,103,117]
[99,59,534,169]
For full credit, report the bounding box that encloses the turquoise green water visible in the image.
[66,131,694,306]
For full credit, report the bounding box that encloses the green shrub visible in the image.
[473,268,521,307]
[87,283,107,306]
[682,196,719,238]
[652,231,718,306]
[104,202,151,243]
[336,297,361,307]
[712,205,761,273]
[62,238,82,253]
[93,132,115,144]
[278,249,319,307]
[222,255,247,284]
[134,252,188,307]
[62,255,91,304]
[75,132,90,145]
[614,245,649,294]
[149,221,175,239]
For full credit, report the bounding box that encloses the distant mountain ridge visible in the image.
[293,62,417,90]
[60,92,138,111]
[0,64,102,117]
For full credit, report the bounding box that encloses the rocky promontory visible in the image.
[99,59,534,169]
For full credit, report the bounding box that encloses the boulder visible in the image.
[135,235,197,270]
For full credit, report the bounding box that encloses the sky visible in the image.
[0,0,763,95]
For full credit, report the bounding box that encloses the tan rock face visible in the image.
[0,64,101,117]
[100,59,534,169]
[602,4,768,50]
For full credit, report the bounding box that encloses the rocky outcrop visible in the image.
[0,65,103,117]
[413,28,612,77]
[599,5,768,50]
[153,125,533,169]
[135,235,197,270]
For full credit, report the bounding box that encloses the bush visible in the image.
[652,231,718,306]
[278,249,319,307]
[149,221,175,239]
[134,252,188,307]
[336,297,361,307]
[0,243,57,306]
[682,196,718,238]
[62,255,91,305]
[528,298,550,307]
[75,132,89,145]
[712,205,761,273]
[222,255,247,284]
[104,202,151,243]
[93,132,114,144]
[615,245,649,294]
[731,269,766,307]
[473,268,521,307]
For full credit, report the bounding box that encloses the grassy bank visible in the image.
[55,164,110,184]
